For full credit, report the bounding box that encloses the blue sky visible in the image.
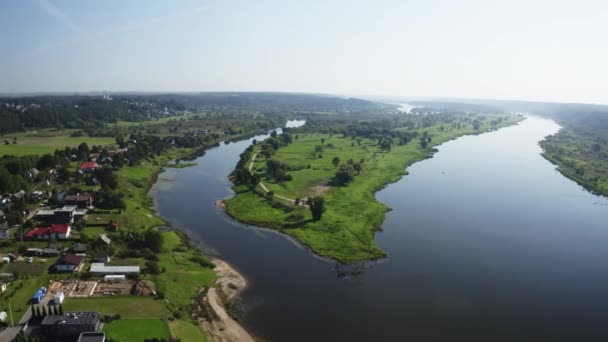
[1,0,607,104]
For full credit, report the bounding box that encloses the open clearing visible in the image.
[0,129,114,156]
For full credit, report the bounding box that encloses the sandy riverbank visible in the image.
[199,258,255,342]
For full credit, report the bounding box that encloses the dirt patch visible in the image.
[214,200,227,209]
[307,183,332,197]
[130,280,155,296]
[48,280,151,298]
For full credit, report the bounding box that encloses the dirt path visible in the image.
[249,151,308,206]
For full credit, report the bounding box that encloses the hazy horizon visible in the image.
[2,0,608,105]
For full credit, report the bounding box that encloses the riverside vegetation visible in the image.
[225,112,523,263]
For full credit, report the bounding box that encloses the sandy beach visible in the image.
[199,258,255,342]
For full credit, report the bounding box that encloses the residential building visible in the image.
[64,194,94,209]
[25,224,71,240]
[41,312,101,341]
[72,242,88,254]
[35,206,87,224]
[55,254,85,272]
[79,162,99,173]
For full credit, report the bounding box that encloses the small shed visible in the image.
[54,291,65,304]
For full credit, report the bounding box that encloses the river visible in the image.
[152,116,608,341]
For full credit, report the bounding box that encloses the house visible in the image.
[27,168,40,179]
[42,248,61,257]
[79,162,99,173]
[26,248,44,256]
[72,242,88,254]
[64,194,94,209]
[42,312,101,341]
[103,275,124,283]
[35,206,87,224]
[90,263,139,275]
[0,281,9,293]
[77,332,106,342]
[93,253,110,263]
[32,190,46,199]
[0,224,9,239]
[25,224,71,240]
[11,190,25,201]
[55,254,85,272]
[88,153,100,162]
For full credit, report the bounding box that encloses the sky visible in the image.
[1,0,607,104]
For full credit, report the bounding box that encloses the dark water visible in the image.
[152,117,608,342]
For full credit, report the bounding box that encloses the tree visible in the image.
[473,120,481,130]
[115,134,125,148]
[334,164,355,186]
[143,229,163,253]
[379,138,392,151]
[307,196,326,221]
[314,145,323,154]
[332,156,340,167]
[592,143,601,153]
[145,260,161,275]
[353,163,362,174]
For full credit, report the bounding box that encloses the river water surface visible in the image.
[152,117,608,341]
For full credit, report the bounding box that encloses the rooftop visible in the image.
[90,263,139,274]
[77,332,106,342]
[59,254,85,266]
[41,311,100,326]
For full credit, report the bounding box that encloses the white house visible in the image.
[55,254,84,272]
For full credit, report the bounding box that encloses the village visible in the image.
[0,145,217,342]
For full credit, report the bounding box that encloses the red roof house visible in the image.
[25,224,71,240]
[79,162,98,173]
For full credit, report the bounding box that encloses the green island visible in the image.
[225,112,523,263]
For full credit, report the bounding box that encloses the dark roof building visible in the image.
[64,194,94,209]
[77,332,106,342]
[42,311,100,342]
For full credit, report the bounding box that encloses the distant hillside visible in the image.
[0,92,395,134]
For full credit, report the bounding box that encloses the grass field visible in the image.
[156,232,216,309]
[170,319,208,342]
[0,129,114,156]
[104,319,171,342]
[63,297,170,318]
[226,114,523,263]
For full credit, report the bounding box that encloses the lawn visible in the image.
[170,319,208,342]
[226,113,523,263]
[104,319,171,342]
[0,129,114,156]
[63,296,170,319]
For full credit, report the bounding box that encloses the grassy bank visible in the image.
[226,114,523,263]
[540,127,608,196]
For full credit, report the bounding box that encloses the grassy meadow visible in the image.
[0,129,114,156]
[104,319,172,342]
[226,114,523,263]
